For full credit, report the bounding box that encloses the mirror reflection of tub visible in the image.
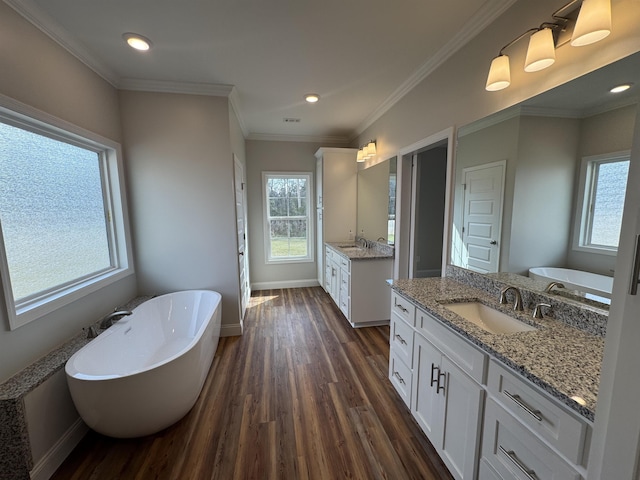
[529,267,613,304]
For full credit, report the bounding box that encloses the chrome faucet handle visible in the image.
[86,325,99,339]
[533,303,552,319]
[544,281,565,293]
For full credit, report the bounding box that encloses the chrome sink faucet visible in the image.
[499,286,524,311]
[99,309,132,329]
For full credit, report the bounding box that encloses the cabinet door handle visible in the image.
[394,334,407,345]
[393,371,405,384]
[504,390,543,422]
[499,446,538,480]
[430,363,439,388]
[437,370,447,394]
[394,299,408,313]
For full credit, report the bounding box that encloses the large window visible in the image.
[0,101,133,329]
[574,152,630,255]
[263,172,313,263]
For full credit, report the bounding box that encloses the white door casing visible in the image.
[461,161,505,274]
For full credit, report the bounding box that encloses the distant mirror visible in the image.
[450,52,639,307]
[357,157,397,244]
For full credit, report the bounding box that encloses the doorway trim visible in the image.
[394,127,456,279]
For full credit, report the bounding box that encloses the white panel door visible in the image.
[234,156,250,320]
[462,161,505,273]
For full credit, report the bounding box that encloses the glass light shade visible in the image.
[366,141,377,157]
[305,93,320,103]
[357,149,365,162]
[571,0,611,47]
[524,28,556,72]
[485,55,511,91]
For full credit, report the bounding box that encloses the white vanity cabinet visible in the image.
[412,318,485,480]
[389,291,486,480]
[326,245,392,327]
[388,288,593,480]
[481,360,590,480]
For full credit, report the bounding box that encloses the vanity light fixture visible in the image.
[356,140,377,162]
[610,83,632,93]
[485,0,612,91]
[304,93,320,103]
[571,0,611,46]
[123,33,152,51]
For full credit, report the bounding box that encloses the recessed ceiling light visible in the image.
[305,94,320,103]
[123,33,152,51]
[610,83,632,93]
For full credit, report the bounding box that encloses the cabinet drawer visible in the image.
[389,350,412,409]
[339,256,350,272]
[479,458,504,480]
[325,247,334,262]
[339,295,349,318]
[416,309,487,384]
[390,291,416,326]
[488,360,589,465]
[340,271,350,291]
[482,398,582,480]
[390,313,414,367]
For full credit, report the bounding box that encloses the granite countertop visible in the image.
[326,241,394,260]
[390,277,603,422]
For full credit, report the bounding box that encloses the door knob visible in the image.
[490,240,497,245]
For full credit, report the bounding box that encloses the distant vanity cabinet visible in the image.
[325,245,392,327]
[388,289,593,480]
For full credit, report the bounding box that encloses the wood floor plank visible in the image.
[52,287,452,480]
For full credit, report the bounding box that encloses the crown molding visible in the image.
[353,0,518,139]
[118,78,234,97]
[4,0,120,86]
[246,132,351,145]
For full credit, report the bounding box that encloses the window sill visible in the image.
[8,267,135,330]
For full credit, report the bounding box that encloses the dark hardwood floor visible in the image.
[52,287,453,479]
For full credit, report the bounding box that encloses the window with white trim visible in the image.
[574,152,630,255]
[262,172,313,263]
[0,103,133,329]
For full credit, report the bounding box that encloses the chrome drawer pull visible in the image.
[393,371,405,384]
[437,370,446,394]
[394,334,407,345]
[504,390,543,422]
[499,446,538,480]
[430,363,439,387]
[394,299,408,313]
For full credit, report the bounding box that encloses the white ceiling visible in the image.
[6,0,517,142]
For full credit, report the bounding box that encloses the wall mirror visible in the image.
[357,157,397,244]
[450,52,639,308]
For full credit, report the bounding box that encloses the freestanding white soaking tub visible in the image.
[66,290,222,438]
[529,267,613,300]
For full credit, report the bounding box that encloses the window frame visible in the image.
[0,94,134,330]
[572,150,630,257]
[262,171,314,264]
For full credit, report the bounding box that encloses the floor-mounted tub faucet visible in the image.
[99,309,133,329]
[544,281,566,294]
[499,286,524,311]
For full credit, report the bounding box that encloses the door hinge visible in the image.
[107,211,112,223]
[241,182,245,190]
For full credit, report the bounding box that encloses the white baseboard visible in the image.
[220,323,243,337]
[251,279,320,291]
[30,418,88,480]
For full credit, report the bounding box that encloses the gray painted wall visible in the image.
[246,139,327,288]
[119,91,241,330]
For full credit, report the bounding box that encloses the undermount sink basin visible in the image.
[443,302,537,334]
